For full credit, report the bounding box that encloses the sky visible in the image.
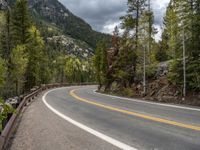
[59,0,170,41]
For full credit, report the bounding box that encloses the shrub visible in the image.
[122,87,135,97]
[168,58,200,92]
[0,98,15,132]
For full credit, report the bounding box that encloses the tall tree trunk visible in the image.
[6,9,11,58]
[135,1,139,51]
[16,79,19,96]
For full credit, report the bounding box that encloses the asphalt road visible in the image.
[10,85,200,150]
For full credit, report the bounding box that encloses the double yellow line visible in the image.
[70,89,200,132]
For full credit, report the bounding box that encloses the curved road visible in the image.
[10,86,200,150]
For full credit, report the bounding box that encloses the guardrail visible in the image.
[0,83,94,150]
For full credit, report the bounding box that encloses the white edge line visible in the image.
[93,90,200,112]
[42,87,137,150]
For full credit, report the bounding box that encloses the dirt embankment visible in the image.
[138,77,200,106]
[101,77,200,107]
[101,61,200,107]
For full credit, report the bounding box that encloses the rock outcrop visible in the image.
[0,0,8,10]
[47,35,93,59]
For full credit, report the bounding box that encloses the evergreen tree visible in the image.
[0,10,12,59]
[11,0,31,46]
[100,40,109,87]
[39,51,51,84]
[94,42,102,87]
[25,26,49,89]
[114,30,138,88]
[163,0,180,58]
[10,45,28,95]
[0,12,5,56]
[94,40,109,88]
[56,55,67,83]
[106,26,121,87]
[191,0,200,59]
[166,0,200,92]
[155,39,168,62]
[126,0,146,51]
[0,57,6,88]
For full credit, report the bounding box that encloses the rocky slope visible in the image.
[47,35,93,59]
[0,0,8,9]
[1,0,111,58]
[29,0,110,48]
[100,61,200,106]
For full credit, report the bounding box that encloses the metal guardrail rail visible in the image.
[0,83,94,150]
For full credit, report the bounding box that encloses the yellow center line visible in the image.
[70,89,200,132]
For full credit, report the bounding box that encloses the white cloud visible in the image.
[152,0,170,40]
[152,0,170,26]
[101,21,124,35]
[59,0,170,41]
[102,22,119,34]
[154,25,163,42]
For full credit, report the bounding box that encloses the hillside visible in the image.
[1,0,101,97]
[16,0,110,48]
[1,0,111,58]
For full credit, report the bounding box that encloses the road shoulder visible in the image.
[7,90,119,150]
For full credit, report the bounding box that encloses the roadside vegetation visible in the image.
[0,0,95,99]
[94,0,200,105]
[0,0,95,125]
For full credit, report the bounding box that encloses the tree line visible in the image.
[94,0,200,96]
[0,0,94,99]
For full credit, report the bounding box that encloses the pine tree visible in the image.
[94,42,102,87]
[25,26,48,89]
[166,0,200,92]
[56,55,66,83]
[111,26,120,57]
[187,0,200,91]
[191,0,200,58]
[120,0,148,86]
[100,40,109,86]
[124,0,147,51]
[39,51,51,84]
[108,26,120,85]
[11,0,31,46]
[10,45,28,95]
[114,30,138,88]
[0,10,12,59]
[94,40,109,88]
[130,0,146,47]
[155,32,168,62]
[163,0,180,58]
[0,12,5,56]
[0,57,6,88]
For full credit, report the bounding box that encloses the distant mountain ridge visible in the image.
[30,0,110,48]
[1,0,110,49]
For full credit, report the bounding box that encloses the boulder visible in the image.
[155,61,170,78]
[0,0,8,10]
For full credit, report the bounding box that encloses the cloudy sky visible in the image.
[59,0,170,41]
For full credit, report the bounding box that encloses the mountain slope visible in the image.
[1,0,111,49]
[29,0,110,48]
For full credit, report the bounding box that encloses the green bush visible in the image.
[168,58,200,91]
[136,62,157,81]
[0,98,15,132]
[155,49,168,62]
[122,87,135,97]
